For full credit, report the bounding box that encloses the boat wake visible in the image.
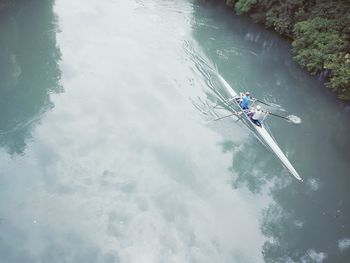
[266,102,285,111]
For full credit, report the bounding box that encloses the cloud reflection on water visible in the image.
[0,0,271,262]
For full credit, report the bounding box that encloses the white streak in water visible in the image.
[338,238,350,252]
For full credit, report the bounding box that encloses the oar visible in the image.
[267,112,292,122]
[212,97,238,109]
[211,100,227,109]
[210,112,239,122]
[253,98,272,107]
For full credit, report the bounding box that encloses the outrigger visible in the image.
[217,75,303,182]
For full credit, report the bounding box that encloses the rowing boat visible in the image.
[218,75,303,181]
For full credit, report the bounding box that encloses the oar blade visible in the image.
[287,115,302,124]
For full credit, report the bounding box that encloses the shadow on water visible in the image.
[0,0,62,155]
[191,1,350,262]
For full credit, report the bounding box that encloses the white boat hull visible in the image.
[218,75,303,181]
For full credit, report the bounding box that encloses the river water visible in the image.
[0,0,349,262]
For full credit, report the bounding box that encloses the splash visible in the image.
[287,115,302,124]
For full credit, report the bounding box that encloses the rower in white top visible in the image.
[248,105,269,127]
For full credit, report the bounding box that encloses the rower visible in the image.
[239,92,251,110]
[249,105,269,126]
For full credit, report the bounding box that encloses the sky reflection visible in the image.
[0,0,271,262]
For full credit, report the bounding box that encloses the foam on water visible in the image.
[287,115,302,124]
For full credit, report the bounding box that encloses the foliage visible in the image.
[292,17,350,99]
[224,0,235,7]
[234,0,256,15]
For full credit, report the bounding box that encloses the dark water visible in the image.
[0,0,349,262]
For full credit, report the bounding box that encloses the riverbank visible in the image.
[203,0,350,100]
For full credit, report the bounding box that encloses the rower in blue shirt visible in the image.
[240,92,251,110]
